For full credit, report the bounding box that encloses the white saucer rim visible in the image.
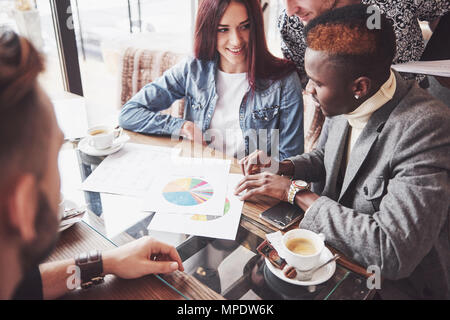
[265,247,336,286]
[78,136,127,156]
[58,199,84,232]
[58,223,75,232]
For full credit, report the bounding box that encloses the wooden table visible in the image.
[48,131,375,300]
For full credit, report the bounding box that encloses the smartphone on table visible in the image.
[260,202,304,230]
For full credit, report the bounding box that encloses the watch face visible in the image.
[293,180,308,188]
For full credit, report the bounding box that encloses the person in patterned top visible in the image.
[278,0,449,151]
[279,0,449,85]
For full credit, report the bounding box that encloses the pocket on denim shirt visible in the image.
[183,95,207,124]
[251,105,280,122]
[186,95,205,111]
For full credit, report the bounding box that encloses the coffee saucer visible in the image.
[78,134,129,157]
[265,247,336,286]
[59,199,85,232]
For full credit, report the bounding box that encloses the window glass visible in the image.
[264,0,284,58]
[71,0,194,126]
[0,0,65,95]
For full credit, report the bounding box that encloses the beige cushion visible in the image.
[120,47,186,118]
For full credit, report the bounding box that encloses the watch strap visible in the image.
[287,180,310,205]
[75,250,104,289]
[287,183,297,205]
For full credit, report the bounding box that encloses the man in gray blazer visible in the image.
[235,5,450,299]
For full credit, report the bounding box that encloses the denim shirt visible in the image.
[119,57,304,160]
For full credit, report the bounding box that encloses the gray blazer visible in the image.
[288,72,450,299]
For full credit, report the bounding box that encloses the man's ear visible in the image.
[7,174,38,242]
[352,77,371,99]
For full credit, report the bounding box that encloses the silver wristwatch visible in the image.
[287,180,310,205]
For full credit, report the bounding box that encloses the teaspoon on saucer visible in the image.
[295,254,340,281]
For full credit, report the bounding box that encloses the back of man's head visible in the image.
[0,29,48,193]
[304,4,396,81]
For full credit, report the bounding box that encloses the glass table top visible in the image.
[58,142,372,300]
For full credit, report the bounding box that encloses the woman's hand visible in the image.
[180,121,207,146]
[234,172,292,202]
[102,236,184,279]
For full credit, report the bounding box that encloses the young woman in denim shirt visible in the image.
[119,0,304,161]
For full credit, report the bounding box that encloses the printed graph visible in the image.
[191,198,230,221]
[162,178,214,206]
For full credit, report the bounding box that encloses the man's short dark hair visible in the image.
[304,4,397,80]
[0,29,48,187]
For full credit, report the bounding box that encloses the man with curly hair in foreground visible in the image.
[0,29,184,300]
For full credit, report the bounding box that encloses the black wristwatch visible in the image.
[75,250,105,289]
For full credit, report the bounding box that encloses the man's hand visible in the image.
[239,150,278,175]
[239,150,295,176]
[102,236,184,279]
[234,172,292,202]
[180,121,207,146]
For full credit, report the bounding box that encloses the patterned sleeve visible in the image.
[415,0,450,21]
[277,9,309,85]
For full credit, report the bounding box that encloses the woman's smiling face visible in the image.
[216,1,251,73]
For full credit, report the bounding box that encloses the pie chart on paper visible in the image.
[191,198,230,221]
[162,178,214,206]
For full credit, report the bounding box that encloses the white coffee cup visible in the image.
[87,125,122,150]
[281,229,326,271]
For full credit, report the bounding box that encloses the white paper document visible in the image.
[100,193,154,239]
[392,60,450,77]
[148,173,244,240]
[142,157,231,216]
[80,143,181,197]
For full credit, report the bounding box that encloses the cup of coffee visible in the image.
[87,125,122,150]
[281,229,325,271]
